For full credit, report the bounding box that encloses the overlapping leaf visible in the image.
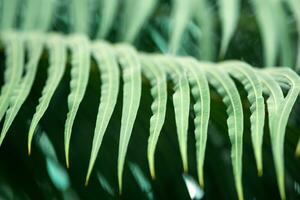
[140,55,168,178]
[28,33,66,154]
[0,32,24,122]
[221,61,265,175]
[115,44,142,193]
[180,58,210,186]
[64,35,90,167]
[85,41,120,184]
[203,63,244,200]
[156,55,190,172]
[0,33,43,145]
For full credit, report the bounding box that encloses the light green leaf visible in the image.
[194,0,215,60]
[121,0,157,42]
[181,58,210,187]
[37,0,56,31]
[169,0,195,54]
[28,33,67,154]
[157,55,190,173]
[85,41,120,185]
[251,0,278,66]
[96,0,118,38]
[140,55,168,179]
[64,35,90,167]
[0,0,18,29]
[255,71,284,145]
[70,0,89,34]
[287,0,300,70]
[218,0,240,57]
[0,32,24,122]
[115,44,142,193]
[0,33,43,145]
[273,1,292,67]
[203,63,244,200]
[264,68,300,200]
[22,0,40,30]
[221,61,265,175]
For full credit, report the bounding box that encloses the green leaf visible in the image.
[157,55,190,173]
[28,33,67,154]
[70,0,89,34]
[221,61,265,175]
[37,0,56,31]
[97,0,118,38]
[251,0,278,66]
[194,0,215,60]
[0,33,43,145]
[64,35,90,167]
[218,0,240,57]
[263,68,300,200]
[115,44,142,193]
[169,0,195,54]
[181,58,210,187]
[287,0,300,70]
[0,0,18,29]
[85,41,120,185]
[203,63,244,200]
[22,0,40,30]
[273,1,292,67]
[140,55,168,179]
[121,0,157,42]
[0,32,24,122]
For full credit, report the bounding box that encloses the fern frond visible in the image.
[156,55,190,173]
[169,0,195,54]
[64,35,90,167]
[273,1,292,67]
[0,33,43,145]
[85,41,120,185]
[251,0,278,66]
[287,0,300,70]
[203,63,244,200]
[70,0,89,34]
[0,0,18,30]
[194,0,215,60]
[0,32,24,123]
[121,0,157,42]
[181,58,210,187]
[37,0,56,31]
[96,0,118,38]
[263,68,300,200]
[221,61,265,175]
[28,33,66,155]
[115,44,142,193]
[218,0,240,57]
[22,0,40,30]
[140,55,167,179]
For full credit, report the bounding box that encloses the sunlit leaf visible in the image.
[203,63,244,200]
[221,61,265,175]
[218,0,240,57]
[115,44,142,193]
[140,54,168,179]
[85,41,120,184]
[0,32,24,124]
[0,33,43,145]
[263,68,300,199]
[180,58,210,186]
[156,55,190,172]
[64,35,90,167]
[27,33,66,154]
